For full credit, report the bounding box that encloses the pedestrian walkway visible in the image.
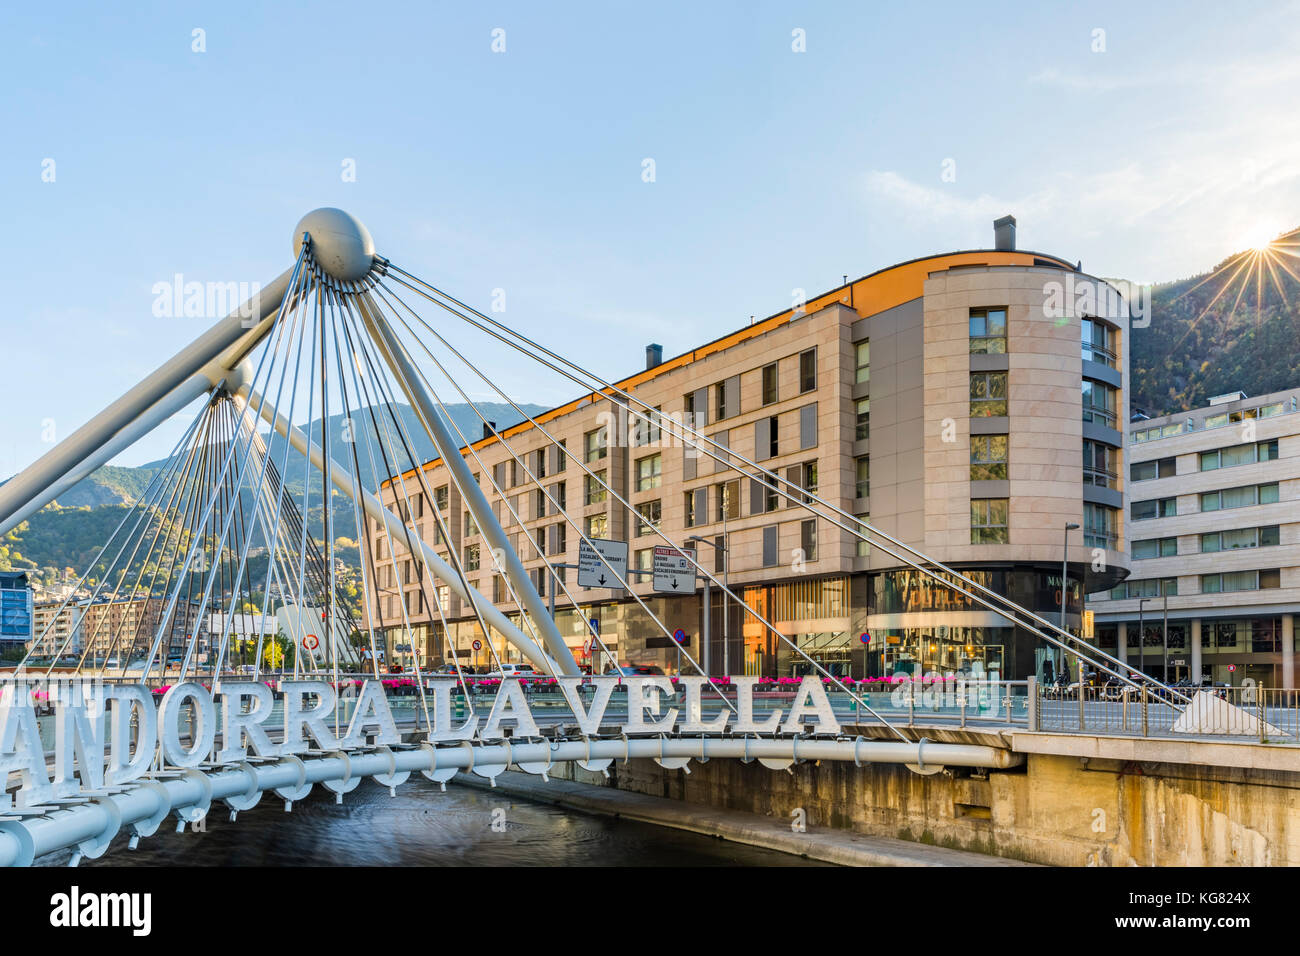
[454,770,1039,867]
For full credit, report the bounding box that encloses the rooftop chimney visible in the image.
[994,215,1016,251]
[482,421,496,440]
[645,343,663,369]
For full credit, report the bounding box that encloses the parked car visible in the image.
[603,664,665,677]
[484,663,539,679]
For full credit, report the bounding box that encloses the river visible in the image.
[44,777,824,866]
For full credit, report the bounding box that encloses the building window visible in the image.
[1199,439,1279,471]
[685,490,702,528]
[584,470,607,505]
[1083,502,1119,550]
[1131,457,1176,482]
[970,372,1007,417]
[1132,497,1176,521]
[714,480,740,522]
[761,363,778,405]
[1200,482,1279,512]
[971,498,1009,544]
[635,548,653,572]
[968,308,1007,354]
[636,453,662,491]
[970,434,1008,480]
[636,500,662,535]
[435,486,449,512]
[554,481,566,511]
[800,520,817,561]
[464,512,479,538]
[1132,422,1189,443]
[762,526,778,567]
[801,460,818,495]
[855,340,871,384]
[1081,318,1117,368]
[1202,570,1280,593]
[1081,379,1118,427]
[1083,440,1119,489]
[1201,525,1279,552]
[855,397,870,442]
[585,513,608,538]
[854,513,870,557]
[799,348,817,393]
[1114,577,1178,600]
[855,457,870,499]
[584,427,607,464]
[464,544,481,572]
[556,440,567,472]
[1132,537,1177,559]
[684,390,706,429]
[633,407,662,447]
[713,376,740,421]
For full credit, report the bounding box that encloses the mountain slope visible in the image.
[1,401,547,589]
[1132,228,1300,415]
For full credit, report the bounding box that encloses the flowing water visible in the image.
[48,777,824,866]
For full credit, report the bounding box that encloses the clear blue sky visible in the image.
[2,0,1297,475]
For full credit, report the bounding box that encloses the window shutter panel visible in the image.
[683,447,697,481]
[725,375,740,419]
[750,477,764,515]
[762,526,778,567]
[800,403,817,450]
[755,418,770,461]
[693,388,709,427]
[786,465,802,503]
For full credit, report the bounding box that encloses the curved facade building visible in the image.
[371,218,1132,680]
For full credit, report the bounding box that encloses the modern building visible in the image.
[371,218,1133,680]
[0,571,34,653]
[29,599,84,658]
[73,596,207,663]
[1088,387,1300,688]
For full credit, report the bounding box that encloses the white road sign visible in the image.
[577,538,629,589]
[653,546,694,594]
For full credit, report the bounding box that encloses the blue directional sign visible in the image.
[590,617,600,635]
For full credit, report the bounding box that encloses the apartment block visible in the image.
[1088,388,1300,687]
[372,218,1132,680]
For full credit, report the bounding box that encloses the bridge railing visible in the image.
[1034,681,1300,744]
[16,676,1034,755]
[429,677,1033,729]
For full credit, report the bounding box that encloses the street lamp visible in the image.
[1144,595,1175,686]
[688,534,729,676]
[1137,594,1167,680]
[1060,522,1080,681]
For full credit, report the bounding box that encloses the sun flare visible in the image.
[1237,223,1281,252]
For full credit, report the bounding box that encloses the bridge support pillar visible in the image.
[1191,619,1202,685]
[1116,622,1127,666]
[1283,614,1294,690]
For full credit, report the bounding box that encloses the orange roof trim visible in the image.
[384,248,1071,485]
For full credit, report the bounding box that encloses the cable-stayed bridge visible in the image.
[0,209,1186,866]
